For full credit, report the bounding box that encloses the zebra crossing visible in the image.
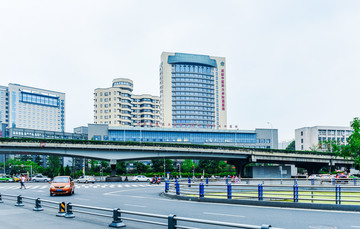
[0,183,161,190]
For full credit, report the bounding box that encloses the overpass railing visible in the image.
[0,192,279,229]
[173,177,359,186]
[0,137,337,156]
[165,180,360,205]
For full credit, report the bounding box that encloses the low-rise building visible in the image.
[295,126,352,151]
[88,124,278,149]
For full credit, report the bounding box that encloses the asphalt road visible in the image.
[0,182,359,229]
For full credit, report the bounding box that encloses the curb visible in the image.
[161,192,360,212]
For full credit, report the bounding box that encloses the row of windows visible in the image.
[174,105,214,111]
[172,92,214,97]
[174,120,214,124]
[173,97,214,102]
[20,93,59,107]
[173,87,214,93]
[318,129,352,136]
[173,64,213,74]
[172,77,214,82]
[173,115,214,120]
[172,82,214,88]
[173,110,213,115]
[112,81,133,87]
[318,137,348,142]
[173,102,214,107]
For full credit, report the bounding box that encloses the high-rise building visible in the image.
[160,52,227,129]
[0,83,65,132]
[94,78,160,127]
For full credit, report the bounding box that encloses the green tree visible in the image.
[64,165,71,176]
[181,159,196,173]
[116,161,127,174]
[198,160,223,174]
[45,156,61,178]
[151,159,174,173]
[285,140,295,151]
[335,117,360,166]
[134,161,149,174]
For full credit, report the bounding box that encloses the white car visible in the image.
[132,175,150,182]
[77,176,95,183]
[32,174,51,182]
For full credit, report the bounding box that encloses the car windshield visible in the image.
[53,177,69,183]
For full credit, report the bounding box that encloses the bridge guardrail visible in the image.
[0,192,279,229]
[165,179,360,205]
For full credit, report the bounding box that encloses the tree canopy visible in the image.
[335,117,360,166]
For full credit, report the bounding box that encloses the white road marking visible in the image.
[74,197,90,201]
[109,185,115,188]
[85,186,89,189]
[117,185,122,188]
[203,212,245,218]
[351,226,360,228]
[40,185,48,189]
[124,204,146,208]
[103,189,148,196]
[132,185,138,187]
[125,185,130,187]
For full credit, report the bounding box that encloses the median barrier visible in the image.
[164,180,360,211]
[0,192,279,228]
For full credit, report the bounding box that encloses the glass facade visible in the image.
[171,63,215,128]
[108,128,257,146]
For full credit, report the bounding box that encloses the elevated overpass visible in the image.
[0,138,353,176]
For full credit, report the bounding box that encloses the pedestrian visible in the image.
[20,174,26,189]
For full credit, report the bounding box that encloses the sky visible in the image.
[0,0,359,143]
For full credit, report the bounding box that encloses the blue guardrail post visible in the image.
[199,183,204,197]
[188,178,191,187]
[176,180,180,195]
[165,180,169,193]
[338,185,341,205]
[354,178,357,186]
[293,185,296,202]
[227,183,232,199]
[258,184,263,201]
[332,178,335,186]
[206,177,209,185]
[294,178,297,185]
[311,178,314,185]
[296,184,298,202]
[226,178,228,184]
[335,185,338,204]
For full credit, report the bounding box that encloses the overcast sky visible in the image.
[0,1,359,142]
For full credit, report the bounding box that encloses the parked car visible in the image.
[308,174,322,180]
[12,176,20,182]
[32,174,51,182]
[335,174,349,184]
[50,176,75,196]
[77,175,95,184]
[0,175,14,182]
[132,175,150,182]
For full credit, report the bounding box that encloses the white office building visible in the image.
[0,84,65,132]
[94,78,160,127]
[160,52,227,129]
[295,126,352,151]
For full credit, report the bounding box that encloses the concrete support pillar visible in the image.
[110,159,117,177]
[228,160,249,178]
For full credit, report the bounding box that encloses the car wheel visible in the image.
[92,182,95,184]
[44,179,48,182]
[147,179,150,182]
[136,179,139,182]
[85,181,88,184]
[50,193,53,197]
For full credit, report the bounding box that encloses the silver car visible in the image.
[32,174,50,182]
[77,175,95,183]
